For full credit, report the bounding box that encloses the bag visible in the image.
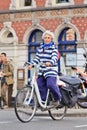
[60,85,78,108]
[6,76,14,85]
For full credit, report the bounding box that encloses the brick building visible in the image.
[0,0,87,97]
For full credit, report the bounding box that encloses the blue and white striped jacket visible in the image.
[31,42,58,78]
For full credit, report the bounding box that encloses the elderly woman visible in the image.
[28,30,62,106]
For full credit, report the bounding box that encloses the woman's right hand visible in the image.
[28,64,33,70]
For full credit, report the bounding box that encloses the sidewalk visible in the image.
[1,106,87,117]
[65,108,87,117]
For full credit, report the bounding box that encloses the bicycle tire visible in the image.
[48,104,67,120]
[77,96,87,108]
[14,86,37,123]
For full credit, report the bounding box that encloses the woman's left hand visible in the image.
[45,62,52,67]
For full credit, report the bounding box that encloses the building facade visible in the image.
[0,0,87,97]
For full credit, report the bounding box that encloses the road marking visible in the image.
[0,116,50,124]
[0,121,12,124]
[75,124,87,128]
[0,120,17,124]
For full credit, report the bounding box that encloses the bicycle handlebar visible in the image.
[23,61,46,68]
[23,62,31,67]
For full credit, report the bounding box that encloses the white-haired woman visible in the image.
[28,30,62,106]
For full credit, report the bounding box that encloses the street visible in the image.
[0,108,87,130]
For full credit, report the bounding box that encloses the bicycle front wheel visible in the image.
[48,104,67,120]
[14,86,37,123]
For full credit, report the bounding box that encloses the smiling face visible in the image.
[43,34,52,44]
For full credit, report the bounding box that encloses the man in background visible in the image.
[0,52,14,108]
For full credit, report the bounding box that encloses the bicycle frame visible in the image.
[24,63,51,109]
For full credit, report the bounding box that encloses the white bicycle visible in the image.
[14,62,67,123]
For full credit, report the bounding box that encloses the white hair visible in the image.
[42,30,54,41]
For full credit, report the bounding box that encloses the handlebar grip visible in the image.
[71,66,77,70]
[23,62,30,67]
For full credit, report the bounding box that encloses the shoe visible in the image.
[4,105,8,108]
[1,106,4,109]
[1,105,8,109]
[51,101,59,107]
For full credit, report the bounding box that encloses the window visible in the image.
[51,0,72,7]
[28,29,43,77]
[56,0,69,3]
[10,0,35,9]
[58,28,77,73]
[29,29,43,53]
[58,28,77,53]
[25,0,32,6]
[7,32,13,38]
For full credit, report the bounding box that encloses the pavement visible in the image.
[35,105,87,117]
[65,108,87,117]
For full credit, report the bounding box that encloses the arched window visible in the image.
[28,29,43,77]
[28,29,43,53]
[58,28,77,75]
[58,27,77,53]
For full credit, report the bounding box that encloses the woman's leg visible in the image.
[37,76,47,101]
[46,77,62,101]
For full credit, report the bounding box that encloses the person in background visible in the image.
[72,67,87,88]
[72,67,87,78]
[0,52,14,109]
[28,30,62,106]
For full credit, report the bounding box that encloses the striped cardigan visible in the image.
[31,42,58,78]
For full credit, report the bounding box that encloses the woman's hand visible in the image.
[28,64,33,70]
[45,62,52,67]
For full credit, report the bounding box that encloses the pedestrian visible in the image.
[28,30,62,106]
[0,52,14,108]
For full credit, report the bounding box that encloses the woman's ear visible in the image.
[51,38,53,41]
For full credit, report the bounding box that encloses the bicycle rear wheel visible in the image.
[77,96,87,108]
[48,104,67,120]
[14,86,37,123]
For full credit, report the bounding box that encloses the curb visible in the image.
[35,108,87,117]
[1,107,87,117]
[65,108,87,117]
